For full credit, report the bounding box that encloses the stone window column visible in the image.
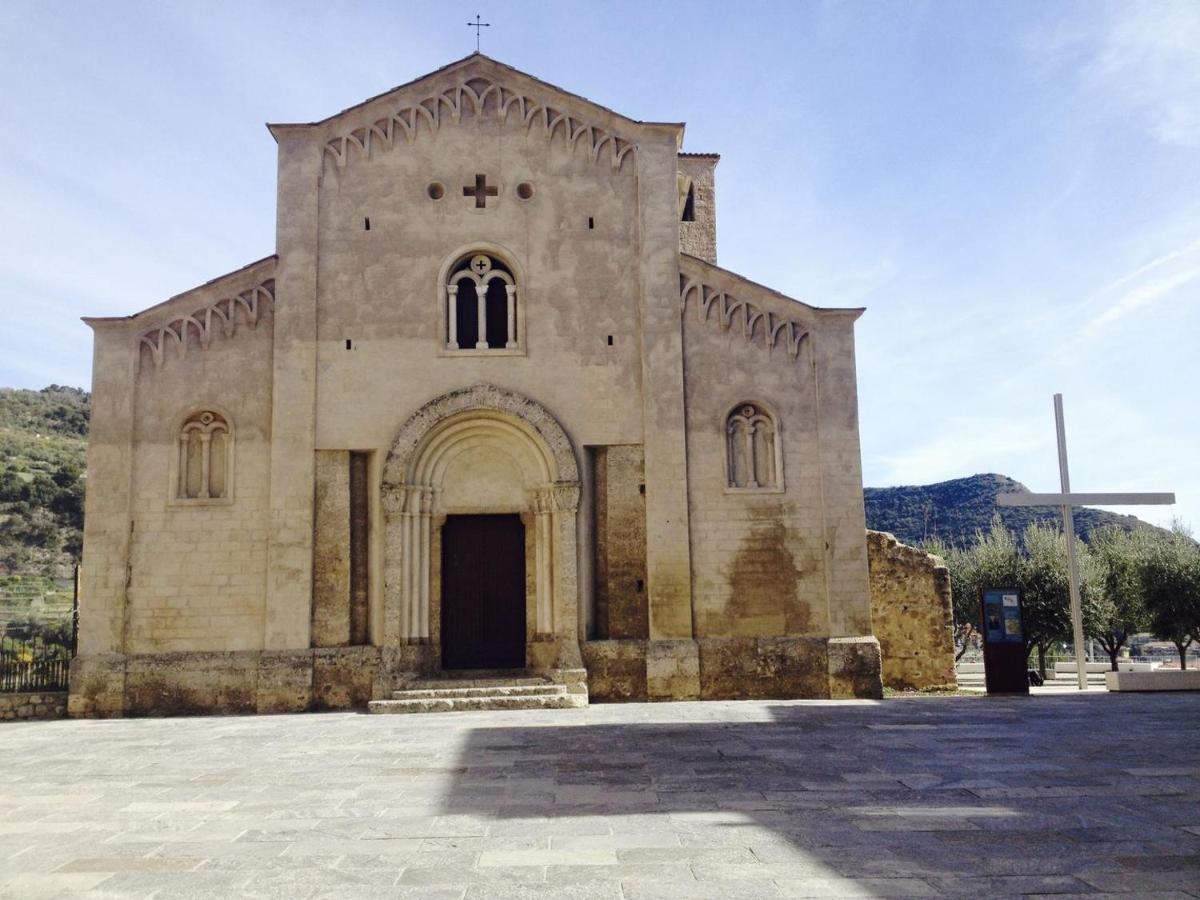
[199,433,213,499]
[475,281,489,350]
[446,285,459,350]
[178,435,190,497]
[505,285,518,348]
[743,423,758,489]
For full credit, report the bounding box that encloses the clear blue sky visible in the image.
[2,1,1196,530]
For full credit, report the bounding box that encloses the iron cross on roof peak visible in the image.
[467,14,490,53]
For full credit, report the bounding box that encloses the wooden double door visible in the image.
[440,514,526,670]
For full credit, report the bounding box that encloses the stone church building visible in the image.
[71,54,897,717]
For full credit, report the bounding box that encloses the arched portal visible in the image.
[382,385,581,673]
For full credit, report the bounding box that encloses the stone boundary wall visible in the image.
[0,691,68,721]
[866,530,957,691]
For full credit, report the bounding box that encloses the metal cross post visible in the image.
[467,14,490,52]
[996,393,1175,690]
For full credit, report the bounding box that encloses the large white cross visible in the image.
[996,394,1175,690]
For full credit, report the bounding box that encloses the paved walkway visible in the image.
[1,694,1198,898]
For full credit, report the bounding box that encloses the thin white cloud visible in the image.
[1087,1,1200,148]
[1085,264,1200,335]
[1027,1,1200,148]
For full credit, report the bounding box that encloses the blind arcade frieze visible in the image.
[138,280,275,372]
[679,275,810,362]
[321,78,638,174]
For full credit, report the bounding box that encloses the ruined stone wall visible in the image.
[592,446,648,639]
[866,530,957,691]
[678,154,718,264]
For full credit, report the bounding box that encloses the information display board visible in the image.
[980,588,1029,694]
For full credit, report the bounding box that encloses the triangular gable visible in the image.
[269,54,683,176]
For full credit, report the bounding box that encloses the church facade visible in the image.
[71,55,883,716]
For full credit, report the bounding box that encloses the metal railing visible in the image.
[0,634,71,693]
[0,567,77,693]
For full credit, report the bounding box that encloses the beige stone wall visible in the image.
[593,445,648,639]
[866,530,957,690]
[80,259,276,658]
[677,255,879,699]
[123,289,273,653]
[678,154,718,264]
[682,257,852,641]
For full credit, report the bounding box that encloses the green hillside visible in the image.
[0,386,89,578]
[864,473,1160,548]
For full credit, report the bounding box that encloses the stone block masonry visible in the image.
[0,691,67,721]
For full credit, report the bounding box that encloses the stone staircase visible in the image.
[368,672,587,714]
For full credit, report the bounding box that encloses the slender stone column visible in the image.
[178,435,189,498]
[744,423,758,488]
[533,488,553,638]
[474,281,488,349]
[199,433,212,499]
[446,285,459,350]
[417,487,433,642]
[505,285,517,348]
[405,487,421,643]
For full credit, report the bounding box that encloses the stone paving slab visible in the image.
[0,694,1197,897]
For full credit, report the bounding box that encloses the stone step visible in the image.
[392,684,562,700]
[404,675,549,690]
[368,690,586,715]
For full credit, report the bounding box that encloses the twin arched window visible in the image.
[175,410,232,503]
[726,403,781,490]
[445,254,518,351]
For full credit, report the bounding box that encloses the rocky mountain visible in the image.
[864,473,1161,548]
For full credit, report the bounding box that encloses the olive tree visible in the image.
[1141,525,1200,669]
[1087,525,1151,671]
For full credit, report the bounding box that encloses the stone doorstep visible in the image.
[393,684,564,699]
[367,689,586,714]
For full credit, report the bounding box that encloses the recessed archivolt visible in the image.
[384,384,579,487]
[322,77,638,174]
[138,280,275,372]
[679,275,810,362]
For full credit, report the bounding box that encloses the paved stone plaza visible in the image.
[1,695,1198,899]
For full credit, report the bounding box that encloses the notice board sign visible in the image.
[981,588,1028,694]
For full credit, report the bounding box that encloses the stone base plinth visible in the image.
[69,647,391,718]
[583,636,883,702]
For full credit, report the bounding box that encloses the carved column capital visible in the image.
[381,485,407,520]
[550,482,580,514]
